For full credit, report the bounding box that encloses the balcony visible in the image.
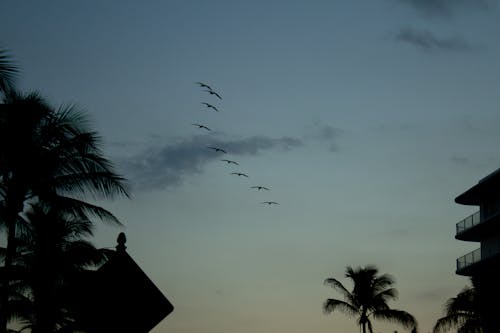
[456,248,481,274]
[456,211,481,235]
[456,210,500,241]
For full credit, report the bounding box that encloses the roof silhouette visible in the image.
[71,233,173,333]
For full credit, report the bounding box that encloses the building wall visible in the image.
[481,236,500,260]
[480,192,500,219]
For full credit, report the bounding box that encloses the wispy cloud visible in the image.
[449,155,500,170]
[306,122,343,152]
[450,156,471,166]
[397,0,491,18]
[119,134,302,191]
[395,28,471,52]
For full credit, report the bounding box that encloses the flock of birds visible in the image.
[193,82,279,206]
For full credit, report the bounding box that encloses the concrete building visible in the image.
[455,168,500,332]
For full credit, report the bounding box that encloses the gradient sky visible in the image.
[2,1,500,332]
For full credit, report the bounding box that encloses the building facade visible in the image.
[455,168,500,332]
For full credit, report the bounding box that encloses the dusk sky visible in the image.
[2,1,500,332]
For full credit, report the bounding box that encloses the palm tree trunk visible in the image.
[360,311,368,333]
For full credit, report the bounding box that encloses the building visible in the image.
[454,168,500,332]
[71,233,174,333]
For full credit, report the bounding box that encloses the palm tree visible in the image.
[0,91,53,333]
[323,265,417,333]
[0,48,17,94]
[0,90,129,333]
[433,285,481,333]
[9,202,113,333]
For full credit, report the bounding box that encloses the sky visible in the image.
[1,1,500,332]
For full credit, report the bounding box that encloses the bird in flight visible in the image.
[251,186,270,191]
[221,159,239,165]
[204,89,222,100]
[208,146,227,153]
[231,172,249,178]
[201,102,219,112]
[192,123,211,131]
[196,82,213,90]
[261,201,279,205]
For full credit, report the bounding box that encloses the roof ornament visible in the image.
[116,232,127,252]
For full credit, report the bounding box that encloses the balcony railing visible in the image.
[456,248,481,271]
[456,211,481,234]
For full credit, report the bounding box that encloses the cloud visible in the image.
[119,134,302,191]
[395,28,471,52]
[449,155,500,170]
[397,0,491,18]
[415,287,457,302]
[317,124,341,141]
[306,122,343,152]
[451,156,471,166]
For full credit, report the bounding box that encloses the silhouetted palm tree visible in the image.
[433,285,481,333]
[323,265,417,333]
[0,49,17,94]
[9,202,113,333]
[0,90,129,333]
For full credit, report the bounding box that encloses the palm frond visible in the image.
[53,172,130,200]
[47,132,100,162]
[0,49,18,93]
[433,285,481,333]
[6,296,32,323]
[54,104,91,132]
[458,319,482,333]
[372,273,395,293]
[324,278,354,302]
[373,287,398,304]
[445,287,476,314]
[433,311,480,333]
[372,308,417,329]
[49,195,122,226]
[434,314,462,333]
[1,90,51,113]
[323,298,358,317]
[63,240,109,269]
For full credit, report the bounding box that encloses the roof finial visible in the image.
[116,232,127,252]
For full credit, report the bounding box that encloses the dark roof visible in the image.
[455,168,500,205]
[72,241,174,333]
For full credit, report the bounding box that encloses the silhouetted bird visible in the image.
[192,123,211,131]
[201,102,219,112]
[221,159,239,165]
[208,146,227,153]
[231,172,248,178]
[204,89,222,100]
[196,82,213,90]
[261,201,279,205]
[251,186,270,191]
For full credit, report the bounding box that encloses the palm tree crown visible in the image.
[433,285,481,333]
[323,265,417,333]
[0,90,129,333]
